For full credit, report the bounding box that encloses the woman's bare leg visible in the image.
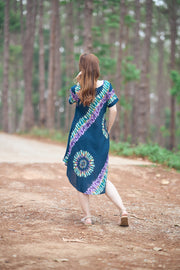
[105,180,128,215]
[77,191,92,224]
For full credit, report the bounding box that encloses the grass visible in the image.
[110,141,180,171]
[18,127,68,144]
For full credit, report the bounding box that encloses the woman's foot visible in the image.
[119,211,129,227]
[81,216,92,226]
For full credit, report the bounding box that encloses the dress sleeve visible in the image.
[69,85,79,104]
[107,83,119,107]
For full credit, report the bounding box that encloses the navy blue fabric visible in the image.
[63,80,119,195]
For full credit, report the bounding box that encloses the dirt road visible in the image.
[0,133,180,269]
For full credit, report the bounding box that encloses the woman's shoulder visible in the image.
[103,80,113,91]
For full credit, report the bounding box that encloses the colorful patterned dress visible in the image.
[63,80,119,195]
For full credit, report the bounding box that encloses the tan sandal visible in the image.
[81,216,92,226]
[120,213,129,227]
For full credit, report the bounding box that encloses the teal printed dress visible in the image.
[63,80,119,195]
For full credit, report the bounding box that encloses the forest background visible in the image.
[0,0,180,157]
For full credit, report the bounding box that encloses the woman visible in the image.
[63,53,128,226]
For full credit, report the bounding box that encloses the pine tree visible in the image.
[2,0,10,132]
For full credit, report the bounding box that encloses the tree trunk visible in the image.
[109,27,117,59]
[20,0,24,44]
[108,6,117,83]
[38,0,46,127]
[65,1,75,132]
[137,0,153,143]
[13,0,17,12]
[2,0,10,132]
[132,0,141,144]
[155,11,165,146]
[83,0,93,53]
[20,0,37,131]
[111,0,126,142]
[123,26,130,142]
[169,0,177,150]
[54,2,62,129]
[47,0,59,129]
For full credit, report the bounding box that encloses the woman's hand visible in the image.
[76,71,82,79]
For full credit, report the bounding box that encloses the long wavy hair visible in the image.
[76,53,100,106]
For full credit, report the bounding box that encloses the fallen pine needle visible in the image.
[130,214,146,220]
[62,238,85,243]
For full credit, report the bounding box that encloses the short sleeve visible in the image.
[107,83,119,107]
[69,85,79,104]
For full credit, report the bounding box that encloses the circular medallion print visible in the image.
[73,150,95,177]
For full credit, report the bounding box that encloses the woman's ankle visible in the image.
[121,208,128,215]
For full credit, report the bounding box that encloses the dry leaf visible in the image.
[153,247,163,251]
[62,238,85,243]
[60,259,69,262]
[161,179,169,185]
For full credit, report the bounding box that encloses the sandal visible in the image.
[81,216,92,226]
[120,213,129,227]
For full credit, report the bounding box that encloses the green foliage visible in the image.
[170,70,180,103]
[0,0,4,47]
[121,57,140,83]
[0,62,3,79]
[58,89,66,98]
[109,141,130,154]
[9,44,22,63]
[21,127,68,143]
[105,15,119,28]
[74,38,84,46]
[160,125,170,138]
[92,26,102,37]
[99,57,116,75]
[0,0,4,30]
[60,0,68,5]
[124,14,136,27]
[164,108,171,129]
[9,10,21,32]
[32,91,39,106]
[120,95,132,110]
[1,1,22,33]
[110,141,180,170]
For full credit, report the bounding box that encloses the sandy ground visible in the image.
[0,133,180,270]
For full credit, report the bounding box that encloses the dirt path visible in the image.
[0,133,180,269]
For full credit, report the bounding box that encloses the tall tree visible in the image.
[109,5,118,59]
[155,9,165,145]
[83,0,93,53]
[123,14,136,141]
[123,19,130,141]
[47,0,59,129]
[65,1,75,132]
[2,0,10,132]
[111,0,126,141]
[137,0,153,143]
[54,2,62,129]
[12,0,17,12]
[169,0,177,149]
[132,0,141,144]
[38,0,46,126]
[20,0,37,131]
[20,0,24,45]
